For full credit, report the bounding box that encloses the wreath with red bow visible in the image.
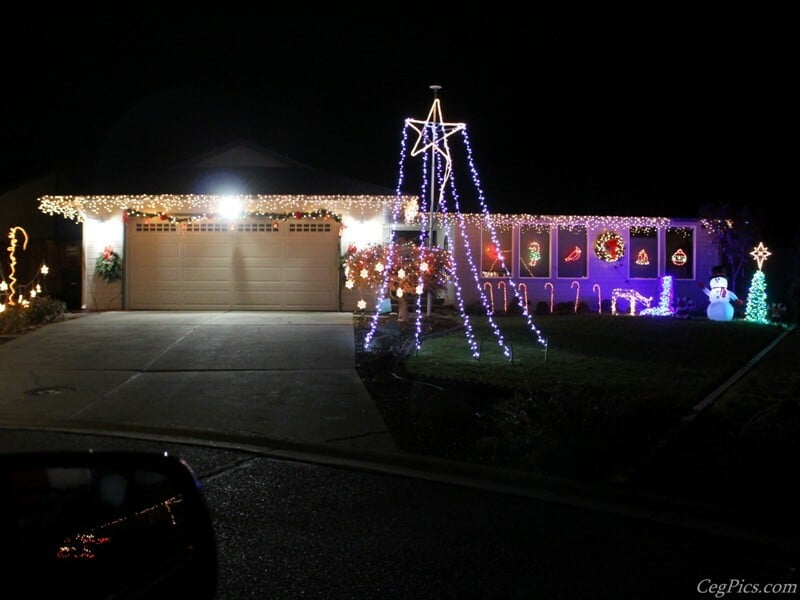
[95,245,123,283]
[594,230,625,262]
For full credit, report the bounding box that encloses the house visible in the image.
[33,140,719,316]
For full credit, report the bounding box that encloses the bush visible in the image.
[0,297,67,334]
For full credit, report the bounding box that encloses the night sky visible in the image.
[2,10,797,247]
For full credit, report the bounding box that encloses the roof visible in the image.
[91,139,397,197]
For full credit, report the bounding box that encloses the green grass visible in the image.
[405,313,786,416]
[393,313,797,485]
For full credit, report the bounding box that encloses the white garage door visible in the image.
[126,218,340,310]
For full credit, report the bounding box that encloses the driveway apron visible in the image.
[0,311,397,453]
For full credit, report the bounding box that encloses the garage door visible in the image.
[126,218,340,310]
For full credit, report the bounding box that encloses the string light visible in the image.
[124,207,344,223]
[38,194,411,223]
[640,276,674,316]
[745,271,769,324]
[593,284,602,313]
[671,249,687,266]
[426,213,673,231]
[593,230,625,262]
[571,281,580,313]
[749,242,771,271]
[611,288,653,316]
[745,242,771,324]
[6,227,28,306]
[545,282,554,314]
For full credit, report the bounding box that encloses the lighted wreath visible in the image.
[95,245,123,283]
[594,230,625,262]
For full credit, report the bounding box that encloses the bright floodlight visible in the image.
[218,196,242,220]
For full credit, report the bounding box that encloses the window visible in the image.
[557,225,587,278]
[665,227,694,279]
[629,227,658,279]
[481,228,513,278]
[519,225,550,278]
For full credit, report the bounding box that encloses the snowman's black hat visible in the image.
[711,265,727,276]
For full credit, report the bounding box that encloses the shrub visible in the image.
[534,301,550,316]
[0,297,67,334]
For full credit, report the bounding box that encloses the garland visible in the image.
[124,207,342,223]
[95,246,123,283]
[594,230,625,262]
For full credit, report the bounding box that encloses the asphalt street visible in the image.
[1,311,798,597]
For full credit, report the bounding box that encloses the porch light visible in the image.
[218,196,243,220]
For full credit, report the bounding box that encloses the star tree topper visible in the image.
[405,85,466,193]
[750,241,771,270]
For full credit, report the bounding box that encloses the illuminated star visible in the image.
[750,242,771,270]
[406,97,465,161]
[405,87,467,215]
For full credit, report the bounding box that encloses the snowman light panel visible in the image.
[701,265,741,321]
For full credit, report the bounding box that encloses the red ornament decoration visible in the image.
[671,248,687,266]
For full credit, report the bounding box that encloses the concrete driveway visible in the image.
[0,311,396,453]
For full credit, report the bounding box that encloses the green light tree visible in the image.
[744,242,771,324]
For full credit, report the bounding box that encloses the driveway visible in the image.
[0,311,397,453]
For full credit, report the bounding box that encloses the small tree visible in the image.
[744,269,769,324]
[343,240,453,320]
[699,202,761,295]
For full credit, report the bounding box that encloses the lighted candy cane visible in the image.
[497,281,507,313]
[519,283,528,311]
[544,282,554,314]
[571,281,580,313]
[593,283,602,313]
[483,281,494,313]
[6,226,29,306]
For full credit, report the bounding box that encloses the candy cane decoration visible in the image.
[571,280,580,313]
[483,281,495,313]
[497,281,507,313]
[593,283,602,314]
[544,282,554,314]
[6,226,29,306]
[519,283,528,311]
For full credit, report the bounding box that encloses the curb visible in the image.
[1,417,798,558]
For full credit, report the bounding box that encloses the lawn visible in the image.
[357,311,796,497]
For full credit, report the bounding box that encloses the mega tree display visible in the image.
[361,86,547,358]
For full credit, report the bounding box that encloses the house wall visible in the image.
[83,216,125,311]
[78,199,392,313]
[451,217,719,316]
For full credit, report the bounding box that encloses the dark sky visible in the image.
[2,10,797,244]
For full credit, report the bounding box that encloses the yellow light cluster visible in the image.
[39,194,412,223]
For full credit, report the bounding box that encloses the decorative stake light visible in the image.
[6,226,28,306]
[593,284,602,313]
[571,281,580,313]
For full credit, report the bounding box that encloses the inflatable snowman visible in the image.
[700,266,741,321]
